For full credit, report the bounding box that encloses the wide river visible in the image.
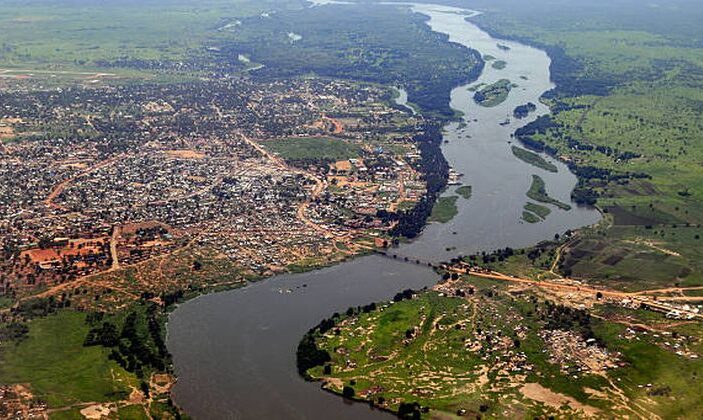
[167,3,601,419]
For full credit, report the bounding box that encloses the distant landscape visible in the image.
[1,0,703,419]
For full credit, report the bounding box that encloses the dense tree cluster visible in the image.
[84,303,170,378]
[216,6,484,119]
[513,102,536,119]
[540,301,603,345]
[392,124,448,238]
[393,289,416,302]
[296,330,332,377]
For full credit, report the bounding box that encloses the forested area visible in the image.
[215,4,483,118]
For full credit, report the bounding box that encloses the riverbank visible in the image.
[167,3,600,418]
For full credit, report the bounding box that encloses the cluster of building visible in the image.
[0,76,427,302]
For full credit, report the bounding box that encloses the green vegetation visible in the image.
[429,195,459,223]
[523,202,551,223]
[511,146,557,172]
[117,405,150,420]
[473,78,512,107]
[301,284,703,418]
[0,311,137,408]
[0,0,305,70]
[263,137,361,166]
[522,210,541,223]
[513,102,537,119]
[397,200,418,211]
[223,3,482,118]
[491,60,507,70]
[465,0,703,290]
[560,224,703,291]
[527,175,571,210]
[456,185,472,200]
[286,254,347,274]
[83,302,172,378]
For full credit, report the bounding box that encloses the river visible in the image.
[167,2,601,419]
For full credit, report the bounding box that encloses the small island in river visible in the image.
[511,145,558,173]
[527,175,571,210]
[473,79,512,107]
[492,60,507,70]
[513,102,536,118]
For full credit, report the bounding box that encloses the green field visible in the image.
[302,283,703,418]
[429,195,459,223]
[526,175,571,210]
[0,311,137,408]
[511,146,557,172]
[263,137,362,166]
[472,78,512,107]
[0,0,305,70]
[462,0,703,290]
[561,224,703,291]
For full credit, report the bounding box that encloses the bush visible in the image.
[342,386,355,399]
[398,402,422,419]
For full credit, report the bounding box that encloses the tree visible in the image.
[342,386,355,399]
[398,402,422,419]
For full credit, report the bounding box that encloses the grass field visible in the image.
[117,404,150,420]
[511,146,557,173]
[263,137,362,165]
[429,195,459,223]
[0,0,305,70]
[562,224,703,291]
[463,0,703,289]
[0,311,137,408]
[304,282,703,418]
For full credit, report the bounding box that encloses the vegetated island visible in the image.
[473,79,512,107]
[428,195,459,223]
[496,43,511,51]
[521,210,541,224]
[492,60,507,70]
[511,146,558,173]
[522,201,551,223]
[456,185,472,200]
[513,102,536,119]
[527,175,571,210]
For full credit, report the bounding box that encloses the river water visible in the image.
[167,3,601,419]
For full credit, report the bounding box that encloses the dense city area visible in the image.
[0,76,428,308]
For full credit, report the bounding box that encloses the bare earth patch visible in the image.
[165,149,206,160]
[80,403,113,419]
[521,383,600,416]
